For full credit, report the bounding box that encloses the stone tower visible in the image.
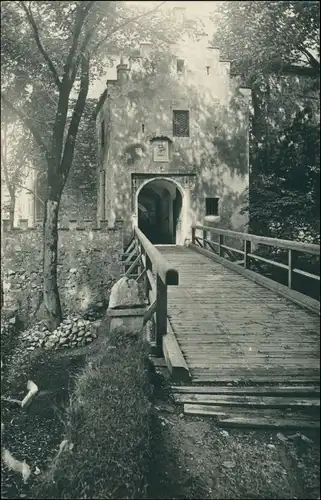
[96,33,251,246]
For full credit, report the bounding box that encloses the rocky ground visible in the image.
[19,316,99,351]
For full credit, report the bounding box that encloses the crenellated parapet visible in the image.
[1,219,124,233]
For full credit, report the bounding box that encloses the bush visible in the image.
[0,321,19,363]
[32,327,152,499]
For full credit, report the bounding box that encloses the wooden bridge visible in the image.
[123,225,320,429]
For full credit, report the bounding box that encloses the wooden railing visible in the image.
[123,227,179,356]
[191,225,320,292]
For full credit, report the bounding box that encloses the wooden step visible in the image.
[171,385,320,396]
[191,373,320,384]
[218,415,320,429]
[174,393,320,408]
[183,404,320,429]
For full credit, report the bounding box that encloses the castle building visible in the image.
[96,35,251,246]
[2,30,250,245]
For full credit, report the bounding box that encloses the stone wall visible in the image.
[1,221,124,328]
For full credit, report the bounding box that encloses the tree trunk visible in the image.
[39,55,89,331]
[9,195,15,230]
[42,192,62,331]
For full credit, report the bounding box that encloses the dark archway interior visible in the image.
[138,180,182,244]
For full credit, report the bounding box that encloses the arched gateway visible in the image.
[136,178,183,244]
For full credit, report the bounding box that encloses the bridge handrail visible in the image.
[191,225,320,292]
[128,227,179,357]
[192,225,320,255]
[134,226,179,285]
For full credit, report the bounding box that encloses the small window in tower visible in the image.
[206,197,219,216]
[206,66,210,75]
[101,120,105,148]
[142,123,145,133]
[173,110,189,137]
[177,59,185,73]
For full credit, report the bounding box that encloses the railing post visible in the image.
[203,229,207,249]
[155,274,167,357]
[136,243,142,277]
[144,253,152,297]
[288,249,293,289]
[192,226,196,245]
[219,234,224,257]
[244,239,251,269]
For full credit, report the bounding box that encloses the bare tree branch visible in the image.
[63,1,96,82]
[60,55,90,180]
[268,61,320,77]
[68,23,97,84]
[299,46,320,69]
[18,1,61,88]
[92,1,167,55]
[15,182,45,205]
[50,2,96,168]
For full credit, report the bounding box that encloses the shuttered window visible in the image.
[206,198,219,216]
[177,59,184,73]
[173,110,189,137]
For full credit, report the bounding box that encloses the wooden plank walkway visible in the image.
[157,245,320,385]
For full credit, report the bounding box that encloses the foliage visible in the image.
[211,0,320,81]
[250,99,320,242]
[211,1,320,243]
[1,1,200,154]
[32,328,152,499]
[1,110,45,226]
[1,0,198,329]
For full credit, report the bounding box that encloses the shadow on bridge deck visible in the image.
[157,245,320,385]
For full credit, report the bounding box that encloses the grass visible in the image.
[31,327,153,499]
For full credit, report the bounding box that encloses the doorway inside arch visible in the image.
[137,179,182,244]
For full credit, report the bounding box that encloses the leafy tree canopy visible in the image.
[211,0,320,83]
[210,1,320,243]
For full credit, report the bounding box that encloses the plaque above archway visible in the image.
[150,136,172,162]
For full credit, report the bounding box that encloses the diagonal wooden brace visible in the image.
[136,268,147,283]
[143,300,157,325]
[124,246,138,264]
[124,254,141,277]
